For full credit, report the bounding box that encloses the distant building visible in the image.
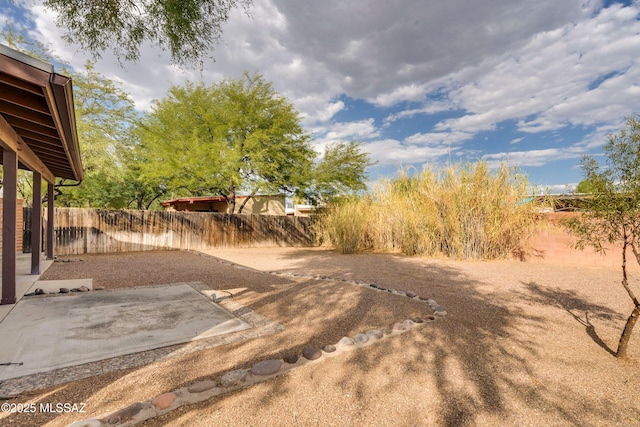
[161,195,286,215]
[285,204,317,217]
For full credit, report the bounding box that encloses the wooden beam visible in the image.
[46,182,54,260]
[31,171,42,275]
[1,148,17,305]
[0,114,55,183]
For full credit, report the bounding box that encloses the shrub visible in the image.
[315,160,541,260]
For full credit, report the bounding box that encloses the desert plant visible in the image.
[563,115,640,358]
[316,160,540,259]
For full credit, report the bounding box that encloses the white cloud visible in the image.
[365,139,458,165]
[435,3,640,134]
[13,0,640,185]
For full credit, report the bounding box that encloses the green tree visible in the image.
[564,115,640,358]
[575,178,598,194]
[306,141,375,204]
[55,61,138,208]
[1,28,138,208]
[43,0,252,66]
[136,73,314,213]
[135,73,374,212]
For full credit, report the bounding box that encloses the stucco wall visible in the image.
[522,212,638,271]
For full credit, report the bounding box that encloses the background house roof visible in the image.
[0,44,83,182]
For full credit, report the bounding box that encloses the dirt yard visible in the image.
[2,248,639,426]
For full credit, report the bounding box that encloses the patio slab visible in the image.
[0,284,251,381]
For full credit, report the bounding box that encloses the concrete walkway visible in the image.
[0,253,54,323]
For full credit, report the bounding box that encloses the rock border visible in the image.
[69,316,438,427]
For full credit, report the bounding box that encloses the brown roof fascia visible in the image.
[50,73,83,181]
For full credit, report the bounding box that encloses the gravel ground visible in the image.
[1,248,639,427]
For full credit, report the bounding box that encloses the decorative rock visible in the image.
[282,352,299,364]
[59,288,70,293]
[337,336,354,346]
[388,288,396,293]
[392,322,407,331]
[67,419,104,427]
[107,402,145,425]
[370,284,378,289]
[188,380,218,393]
[34,288,45,295]
[322,344,336,353]
[403,319,416,327]
[434,308,448,316]
[427,298,438,306]
[419,296,430,301]
[406,291,417,298]
[24,292,35,297]
[354,333,369,345]
[396,291,406,296]
[78,286,90,292]
[250,359,282,376]
[366,330,383,339]
[71,288,80,292]
[377,286,387,291]
[413,317,424,324]
[220,369,247,387]
[152,392,176,410]
[423,315,436,321]
[302,346,322,361]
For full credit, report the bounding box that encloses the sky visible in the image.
[2,0,640,193]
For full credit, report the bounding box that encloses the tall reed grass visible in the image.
[315,161,541,260]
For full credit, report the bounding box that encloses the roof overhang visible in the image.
[0,44,83,183]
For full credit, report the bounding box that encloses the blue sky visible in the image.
[2,0,640,193]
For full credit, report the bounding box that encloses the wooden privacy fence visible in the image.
[23,208,315,255]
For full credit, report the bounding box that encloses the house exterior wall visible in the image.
[164,196,286,215]
[0,198,24,252]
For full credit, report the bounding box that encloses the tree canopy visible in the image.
[135,73,372,213]
[0,28,138,208]
[43,0,253,66]
[564,115,640,358]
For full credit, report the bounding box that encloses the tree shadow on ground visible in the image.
[13,250,640,426]
[519,281,625,356]
[238,250,639,427]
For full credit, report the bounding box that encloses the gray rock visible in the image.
[78,286,90,292]
[59,288,70,294]
[322,344,336,353]
[188,380,218,393]
[413,317,425,324]
[423,315,436,321]
[220,369,247,387]
[337,336,354,346]
[406,291,417,298]
[353,333,370,345]
[34,288,45,295]
[302,346,322,361]
[366,329,384,339]
[107,402,145,425]
[392,322,407,331]
[419,296,429,301]
[250,359,282,376]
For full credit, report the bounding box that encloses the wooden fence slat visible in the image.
[22,207,315,255]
